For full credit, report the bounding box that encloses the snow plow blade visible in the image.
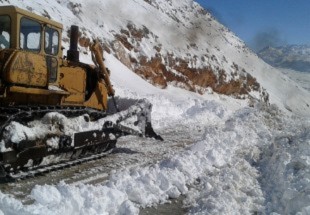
[106,98,162,140]
[0,98,162,180]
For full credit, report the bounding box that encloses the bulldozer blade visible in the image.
[74,129,117,148]
[145,122,163,141]
[106,98,163,140]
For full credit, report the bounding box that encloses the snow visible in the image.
[279,68,310,92]
[0,182,138,215]
[1,55,309,214]
[0,0,310,214]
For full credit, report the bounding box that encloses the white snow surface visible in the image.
[0,0,310,214]
[279,68,310,92]
[0,53,309,214]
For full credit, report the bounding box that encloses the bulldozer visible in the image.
[0,6,161,179]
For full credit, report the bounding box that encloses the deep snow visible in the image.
[0,53,309,215]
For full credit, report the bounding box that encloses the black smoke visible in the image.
[251,28,287,51]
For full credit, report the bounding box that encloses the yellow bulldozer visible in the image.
[0,6,161,179]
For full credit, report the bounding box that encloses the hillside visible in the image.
[279,68,310,92]
[1,0,309,116]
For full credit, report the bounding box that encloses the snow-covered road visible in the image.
[0,53,310,214]
[1,85,309,214]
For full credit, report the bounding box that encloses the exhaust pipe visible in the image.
[67,25,79,62]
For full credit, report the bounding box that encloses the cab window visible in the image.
[46,56,58,82]
[45,27,59,55]
[0,15,11,49]
[20,17,41,52]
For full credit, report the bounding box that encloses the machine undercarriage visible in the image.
[0,98,162,180]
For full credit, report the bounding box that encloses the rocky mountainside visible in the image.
[1,0,310,116]
[258,45,310,72]
[0,0,262,98]
[80,0,261,98]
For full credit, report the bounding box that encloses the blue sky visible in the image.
[196,0,310,51]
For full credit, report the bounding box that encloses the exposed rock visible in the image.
[110,23,261,97]
[112,40,133,69]
[79,36,91,49]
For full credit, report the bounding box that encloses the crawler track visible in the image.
[4,146,115,181]
[0,99,161,180]
[0,105,114,179]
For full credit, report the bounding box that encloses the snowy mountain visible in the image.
[0,1,310,215]
[258,45,310,73]
[0,0,309,116]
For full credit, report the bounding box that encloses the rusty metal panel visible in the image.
[5,51,48,87]
[59,66,86,104]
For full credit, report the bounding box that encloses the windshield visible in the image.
[20,17,41,52]
[0,15,11,49]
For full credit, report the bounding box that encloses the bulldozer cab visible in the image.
[0,6,62,54]
[0,6,62,84]
[0,6,76,107]
[0,6,109,110]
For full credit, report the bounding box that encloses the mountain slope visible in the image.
[1,0,310,116]
[279,68,310,92]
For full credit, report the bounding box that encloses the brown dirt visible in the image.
[110,24,262,98]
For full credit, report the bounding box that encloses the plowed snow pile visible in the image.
[0,54,309,215]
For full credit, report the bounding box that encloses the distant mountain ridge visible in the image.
[257,45,310,72]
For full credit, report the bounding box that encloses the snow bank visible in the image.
[0,96,309,214]
[259,115,310,214]
[0,94,246,215]
[0,182,138,215]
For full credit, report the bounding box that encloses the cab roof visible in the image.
[0,5,63,29]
